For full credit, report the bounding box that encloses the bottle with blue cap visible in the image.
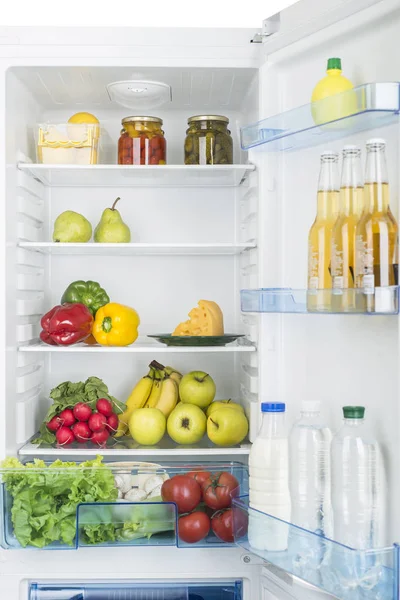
[248,402,291,551]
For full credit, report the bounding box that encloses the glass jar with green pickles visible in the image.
[184,115,233,165]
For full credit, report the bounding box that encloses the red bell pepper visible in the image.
[40,303,94,346]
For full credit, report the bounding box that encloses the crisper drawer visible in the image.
[29,581,243,600]
[0,460,248,551]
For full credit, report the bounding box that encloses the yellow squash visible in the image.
[93,302,140,346]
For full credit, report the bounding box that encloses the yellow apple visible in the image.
[206,400,244,418]
[179,371,216,409]
[129,408,166,445]
[207,407,249,447]
[167,403,206,444]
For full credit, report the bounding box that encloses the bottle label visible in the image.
[356,234,374,291]
[309,277,319,292]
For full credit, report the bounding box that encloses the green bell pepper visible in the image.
[61,280,110,316]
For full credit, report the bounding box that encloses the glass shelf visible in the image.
[29,581,243,600]
[241,82,400,152]
[232,497,399,600]
[240,287,399,315]
[0,461,247,551]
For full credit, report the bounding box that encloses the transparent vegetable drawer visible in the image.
[232,496,399,600]
[29,581,243,600]
[240,287,399,315]
[35,123,101,165]
[0,460,248,550]
[240,82,400,152]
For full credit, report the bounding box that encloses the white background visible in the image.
[2,0,300,27]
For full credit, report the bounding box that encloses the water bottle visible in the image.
[331,406,386,549]
[248,402,291,551]
[289,400,333,538]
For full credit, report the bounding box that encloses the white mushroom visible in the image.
[124,488,148,502]
[117,489,124,499]
[146,485,162,499]
[143,474,166,495]
[114,474,133,495]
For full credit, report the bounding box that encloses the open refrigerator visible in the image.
[1,0,400,597]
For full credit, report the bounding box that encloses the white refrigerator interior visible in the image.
[0,0,399,597]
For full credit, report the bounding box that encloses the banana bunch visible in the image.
[116,360,182,437]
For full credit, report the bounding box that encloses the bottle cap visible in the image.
[261,402,285,413]
[343,405,365,419]
[327,57,342,70]
[320,151,338,161]
[366,138,386,147]
[301,400,320,412]
[343,145,361,153]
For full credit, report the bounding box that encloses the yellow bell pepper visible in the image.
[93,302,140,346]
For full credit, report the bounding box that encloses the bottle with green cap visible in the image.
[311,58,354,125]
[331,405,386,549]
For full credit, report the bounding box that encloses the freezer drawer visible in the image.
[29,581,243,600]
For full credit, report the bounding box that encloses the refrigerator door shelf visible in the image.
[29,580,243,600]
[241,82,400,152]
[232,496,398,600]
[0,461,248,551]
[240,287,399,315]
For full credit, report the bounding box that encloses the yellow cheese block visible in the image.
[173,300,224,336]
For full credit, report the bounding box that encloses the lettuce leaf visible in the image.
[1,455,117,548]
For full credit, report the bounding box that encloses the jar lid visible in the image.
[188,115,229,124]
[122,116,163,125]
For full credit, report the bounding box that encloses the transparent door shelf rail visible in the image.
[232,497,399,600]
[240,288,399,315]
[18,339,256,353]
[18,241,256,256]
[240,82,400,152]
[17,163,256,187]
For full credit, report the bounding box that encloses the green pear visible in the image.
[53,210,92,243]
[206,399,244,418]
[207,407,248,447]
[94,197,131,243]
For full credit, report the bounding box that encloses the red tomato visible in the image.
[161,475,202,513]
[149,136,161,150]
[211,509,234,542]
[149,156,159,164]
[186,471,212,498]
[202,472,240,510]
[178,511,210,544]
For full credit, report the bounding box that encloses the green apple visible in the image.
[129,408,166,446]
[206,400,244,418]
[207,407,249,447]
[179,371,216,409]
[167,403,206,444]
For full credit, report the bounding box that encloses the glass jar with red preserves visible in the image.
[118,116,166,165]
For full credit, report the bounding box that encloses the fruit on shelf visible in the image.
[61,280,110,317]
[207,407,249,447]
[40,303,93,346]
[128,408,166,446]
[202,471,240,511]
[68,112,99,125]
[161,475,202,513]
[153,374,179,418]
[172,300,224,336]
[53,210,92,243]
[206,400,244,418]
[179,371,216,409]
[92,302,140,346]
[144,369,164,408]
[115,368,155,437]
[94,197,131,243]
[167,402,207,445]
[178,511,211,544]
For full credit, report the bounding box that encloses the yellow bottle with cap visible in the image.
[311,58,355,125]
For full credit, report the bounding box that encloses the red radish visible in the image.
[56,426,75,446]
[106,413,118,433]
[96,398,113,418]
[88,412,107,432]
[73,402,92,422]
[47,416,62,432]
[59,409,76,427]
[90,429,110,446]
[73,421,92,443]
